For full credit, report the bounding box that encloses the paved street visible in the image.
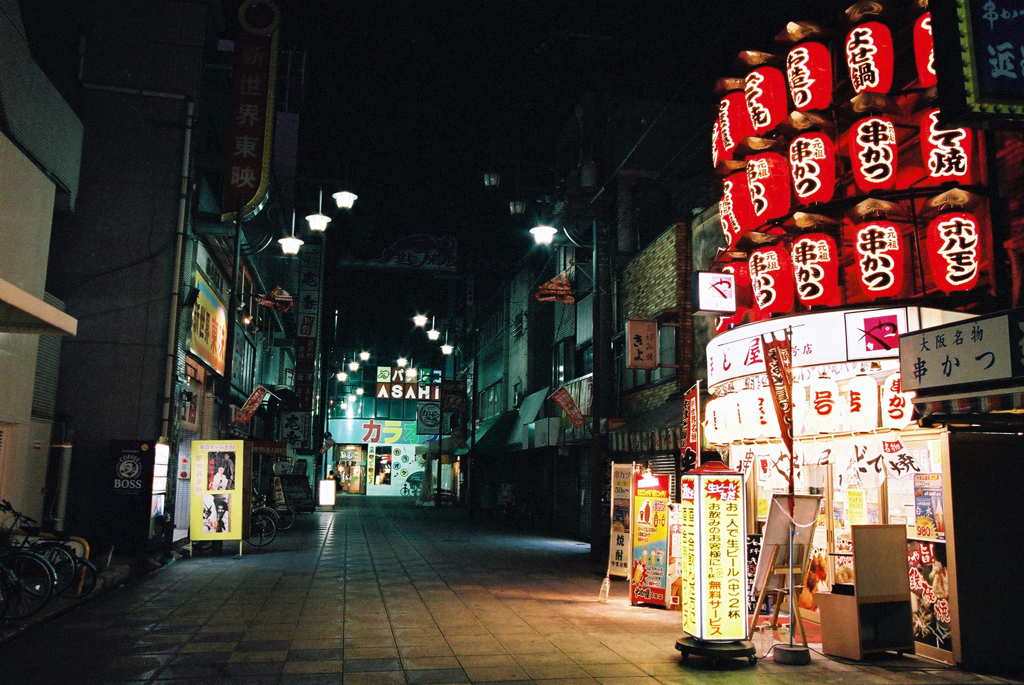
[0,498,1014,685]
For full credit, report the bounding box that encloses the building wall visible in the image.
[0,131,59,518]
[620,222,690,416]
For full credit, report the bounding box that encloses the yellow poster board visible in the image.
[190,440,248,542]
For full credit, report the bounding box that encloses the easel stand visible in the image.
[676,637,756,666]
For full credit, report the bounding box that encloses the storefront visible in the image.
[702,306,970,664]
[324,417,431,497]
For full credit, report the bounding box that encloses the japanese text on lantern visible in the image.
[856,223,903,297]
[750,249,779,309]
[792,236,831,303]
[787,45,814,109]
[790,136,825,201]
[846,22,893,93]
[929,214,979,292]
[922,110,971,182]
[854,117,897,189]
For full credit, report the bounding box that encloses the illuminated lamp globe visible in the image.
[348,360,359,371]
[348,394,356,403]
[483,172,501,187]
[306,212,331,232]
[356,387,364,396]
[406,368,418,381]
[413,314,428,327]
[530,224,558,245]
[336,371,348,381]
[359,350,371,361]
[278,234,303,255]
[396,357,408,368]
[510,200,526,215]
[427,327,441,341]
[333,190,358,209]
[441,342,454,356]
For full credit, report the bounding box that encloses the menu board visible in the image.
[190,440,247,542]
[914,473,945,540]
[908,539,953,653]
[630,471,670,607]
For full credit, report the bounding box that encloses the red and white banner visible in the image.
[760,332,795,463]
[234,385,269,424]
[683,381,702,461]
[551,386,587,429]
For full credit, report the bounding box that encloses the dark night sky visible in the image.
[269,1,848,363]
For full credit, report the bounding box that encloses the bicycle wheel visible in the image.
[33,543,76,595]
[247,511,276,547]
[61,557,97,599]
[2,552,54,619]
[0,571,9,619]
[274,505,296,530]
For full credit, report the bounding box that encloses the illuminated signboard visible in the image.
[190,440,248,543]
[680,463,748,641]
[694,271,737,316]
[189,271,227,376]
[631,471,671,607]
[845,21,894,94]
[786,41,832,111]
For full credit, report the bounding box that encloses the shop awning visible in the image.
[0,277,77,335]
[471,410,519,453]
[507,387,549,450]
[608,398,684,455]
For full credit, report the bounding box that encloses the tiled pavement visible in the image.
[0,498,1016,684]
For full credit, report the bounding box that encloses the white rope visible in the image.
[770,498,818,529]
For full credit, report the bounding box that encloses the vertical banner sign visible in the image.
[761,331,795,461]
[626,319,658,370]
[683,381,702,460]
[296,245,322,413]
[680,467,748,641]
[609,464,634,578]
[441,379,468,449]
[630,471,671,607]
[222,0,280,221]
[190,441,247,542]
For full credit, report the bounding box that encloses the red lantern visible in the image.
[854,221,904,298]
[789,133,835,205]
[850,116,898,192]
[845,22,894,94]
[914,13,937,88]
[718,91,752,160]
[712,120,725,169]
[749,245,794,316]
[744,67,788,137]
[791,233,841,307]
[787,42,832,111]
[745,153,791,228]
[928,212,981,292]
[920,109,972,184]
[719,171,756,249]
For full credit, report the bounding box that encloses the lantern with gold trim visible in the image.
[749,244,794,316]
[745,153,791,228]
[744,67,788,137]
[854,221,904,299]
[920,109,972,184]
[845,21,894,94]
[786,41,832,111]
[789,132,835,206]
[850,116,898,193]
[718,91,753,161]
[927,212,981,292]
[719,171,756,249]
[914,13,937,88]
[791,233,841,307]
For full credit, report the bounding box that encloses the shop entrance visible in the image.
[334,445,366,495]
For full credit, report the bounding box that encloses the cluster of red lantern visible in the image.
[712,9,983,319]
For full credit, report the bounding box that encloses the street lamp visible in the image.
[413,313,428,328]
[440,332,454,356]
[305,188,332,232]
[348,360,359,372]
[427,316,440,341]
[359,350,371,362]
[396,357,408,368]
[333,190,358,209]
[278,211,304,255]
[530,224,558,245]
[336,371,348,382]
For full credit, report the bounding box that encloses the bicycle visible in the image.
[252,494,295,531]
[247,507,277,547]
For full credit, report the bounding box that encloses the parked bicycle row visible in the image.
[0,500,97,621]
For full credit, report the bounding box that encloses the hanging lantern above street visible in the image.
[789,132,835,206]
[719,171,756,248]
[749,244,794,316]
[920,109,972,184]
[845,21,894,94]
[712,120,725,169]
[745,152,791,228]
[744,66,788,137]
[914,13,937,88]
[791,233,841,307]
[718,91,753,160]
[854,221,904,299]
[850,116,898,192]
[786,41,832,111]
[927,212,981,293]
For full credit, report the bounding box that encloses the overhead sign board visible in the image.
[693,271,737,316]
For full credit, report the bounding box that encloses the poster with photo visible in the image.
[375,448,392,485]
[908,540,952,654]
[207,451,236,491]
[190,440,246,541]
